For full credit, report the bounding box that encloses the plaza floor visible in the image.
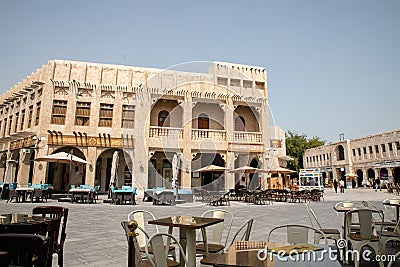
[1,188,399,266]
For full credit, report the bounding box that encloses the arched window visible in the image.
[235,116,246,131]
[158,110,170,127]
[198,113,209,129]
[336,145,345,161]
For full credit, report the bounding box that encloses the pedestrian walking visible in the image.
[339,179,345,193]
[375,177,382,191]
[333,179,338,193]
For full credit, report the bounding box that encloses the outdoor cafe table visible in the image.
[69,188,93,203]
[200,241,341,267]
[148,215,224,267]
[15,187,34,202]
[113,189,136,205]
[0,213,48,234]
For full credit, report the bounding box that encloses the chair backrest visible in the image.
[121,221,147,267]
[387,251,400,267]
[127,210,159,248]
[345,208,383,240]
[389,198,400,222]
[32,206,69,251]
[268,224,327,245]
[0,233,49,267]
[145,233,188,267]
[305,203,323,230]
[201,209,233,246]
[159,191,175,203]
[227,219,253,250]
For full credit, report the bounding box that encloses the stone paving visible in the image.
[1,188,399,266]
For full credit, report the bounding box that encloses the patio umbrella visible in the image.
[35,151,90,188]
[110,151,119,188]
[194,165,227,191]
[345,173,358,178]
[267,167,296,188]
[229,166,268,189]
[194,165,227,173]
[35,151,90,165]
[267,166,296,175]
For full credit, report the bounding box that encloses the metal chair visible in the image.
[306,203,341,244]
[0,233,50,267]
[387,251,400,267]
[31,188,47,203]
[153,191,175,205]
[195,209,234,256]
[344,208,384,267]
[145,233,188,267]
[6,189,18,203]
[362,200,397,232]
[225,218,253,251]
[127,210,176,261]
[267,224,327,245]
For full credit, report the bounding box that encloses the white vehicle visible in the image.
[298,168,323,189]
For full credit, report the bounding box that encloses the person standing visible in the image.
[339,179,345,193]
[375,177,382,191]
[333,179,338,193]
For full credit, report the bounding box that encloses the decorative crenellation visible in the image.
[204,92,216,99]
[51,80,70,96]
[191,91,201,98]
[217,93,229,100]
[100,84,115,98]
[147,87,159,95]
[232,95,242,102]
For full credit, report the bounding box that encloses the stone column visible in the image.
[84,146,97,187]
[181,99,192,189]
[225,99,234,190]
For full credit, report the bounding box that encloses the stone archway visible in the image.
[394,167,400,183]
[0,153,7,182]
[46,147,86,191]
[249,157,261,189]
[95,149,132,193]
[367,168,375,186]
[380,168,389,179]
[10,150,20,183]
[191,152,225,191]
[336,145,345,161]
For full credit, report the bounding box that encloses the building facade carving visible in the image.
[0,60,290,194]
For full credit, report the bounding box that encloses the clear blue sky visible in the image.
[0,1,399,143]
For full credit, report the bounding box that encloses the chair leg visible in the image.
[58,249,64,267]
[169,250,177,261]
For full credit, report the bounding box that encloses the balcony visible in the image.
[149,126,183,139]
[192,129,226,141]
[233,131,262,143]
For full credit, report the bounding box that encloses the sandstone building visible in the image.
[304,129,400,187]
[0,60,290,194]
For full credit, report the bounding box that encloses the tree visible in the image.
[285,130,325,174]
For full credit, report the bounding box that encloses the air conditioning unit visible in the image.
[22,148,31,153]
